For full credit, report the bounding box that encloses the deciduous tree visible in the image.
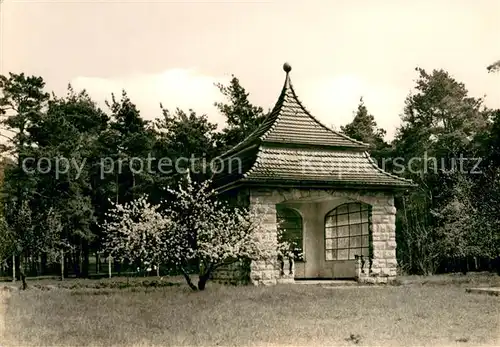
[104,174,292,291]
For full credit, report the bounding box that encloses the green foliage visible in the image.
[0,72,50,151]
[1,64,499,281]
[152,107,218,187]
[341,97,387,148]
[214,76,266,152]
[487,60,500,73]
[340,97,391,166]
[105,90,156,204]
[0,71,268,278]
[393,67,496,274]
[0,216,15,262]
[0,73,50,269]
[156,107,217,160]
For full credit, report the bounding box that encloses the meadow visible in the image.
[1,274,499,346]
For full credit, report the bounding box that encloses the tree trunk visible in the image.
[82,241,89,278]
[74,247,81,278]
[108,257,112,278]
[12,254,15,283]
[64,252,69,278]
[60,249,64,281]
[180,267,197,291]
[41,252,47,275]
[116,260,121,276]
[197,271,211,291]
[197,264,214,291]
[36,255,41,276]
[31,256,36,277]
[19,255,27,290]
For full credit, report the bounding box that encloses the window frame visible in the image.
[324,202,372,261]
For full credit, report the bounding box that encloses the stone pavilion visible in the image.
[212,63,414,285]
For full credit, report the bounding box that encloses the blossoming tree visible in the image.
[104,173,295,291]
[103,196,172,276]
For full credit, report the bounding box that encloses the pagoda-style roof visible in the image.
[212,63,414,193]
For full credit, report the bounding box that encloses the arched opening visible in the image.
[276,205,303,261]
[324,202,372,261]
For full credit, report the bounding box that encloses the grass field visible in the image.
[1,275,499,347]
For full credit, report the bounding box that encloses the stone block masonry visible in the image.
[218,187,399,285]
[211,260,251,285]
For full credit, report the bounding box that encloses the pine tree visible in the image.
[214,76,266,153]
[341,97,387,148]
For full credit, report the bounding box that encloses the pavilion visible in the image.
[212,63,414,285]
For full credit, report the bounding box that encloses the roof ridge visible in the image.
[259,74,290,142]
[286,75,370,149]
[218,64,370,158]
[362,151,415,185]
[242,146,263,179]
[212,63,417,192]
[216,75,289,159]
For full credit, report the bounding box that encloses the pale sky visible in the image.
[1,0,499,140]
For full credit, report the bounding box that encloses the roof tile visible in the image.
[213,64,414,192]
[242,147,413,187]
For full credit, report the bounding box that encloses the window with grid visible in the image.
[276,206,303,261]
[324,202,371,261]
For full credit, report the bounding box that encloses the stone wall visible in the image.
[247,195,280,285]
[365,201,398,284]
[211,260,250,285]
[248,187,398,285]
[217,187,398,285]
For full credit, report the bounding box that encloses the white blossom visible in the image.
[103,173,293,289]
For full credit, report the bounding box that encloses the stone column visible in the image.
[249,190,281,286]
[361,195,397,284]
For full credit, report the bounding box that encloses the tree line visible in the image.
[0,65,499,283]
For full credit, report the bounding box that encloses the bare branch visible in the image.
[0,133,14,142]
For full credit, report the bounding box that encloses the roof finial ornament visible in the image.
[283,62,292,73]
